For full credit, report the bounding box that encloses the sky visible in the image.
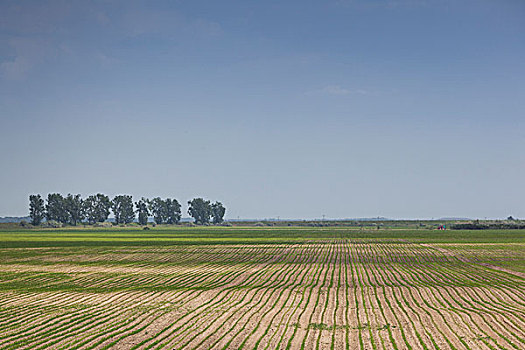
[1,0,524,220]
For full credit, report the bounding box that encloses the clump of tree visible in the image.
[28,193,226,226]
[211,201,226,224]
[111,195,135,224]
[149,197,167,224]
[187,198,212,224]
[45,193,69,224]
[135,198,150,226]
[84,194,111,224]
[42,193,85,226]
[165,199,182,224]
[187,198,226,225]
[149,197,181,224]
[65,194,84,226]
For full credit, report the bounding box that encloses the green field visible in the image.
[0,227,524,349]
[2,226,525,245]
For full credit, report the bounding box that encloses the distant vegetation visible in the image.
[0,216,30,223]
[450,220,525,230]
[19,194,522,230]
[28,194,225,226]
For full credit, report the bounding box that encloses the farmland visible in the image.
[0,227,524,349]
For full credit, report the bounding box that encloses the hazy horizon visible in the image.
[1,0,524,219]
[0,212,505,221]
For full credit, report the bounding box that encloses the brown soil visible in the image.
[0,242,523,349]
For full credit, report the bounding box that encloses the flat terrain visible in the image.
[0,227,524,349]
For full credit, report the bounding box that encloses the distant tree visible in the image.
[507,216,515,221]
[149,197,168,224]
[211,201,226,224]
[29,194,45,225]
[135,198,150,226]
[166,198,181,224]
[84,194,111,224]
[112,195,135,224]
[46,193,68,224]
[83,196,97,224]
[65,194,84,225]
[188,198,211,225]
[95,194,111,222]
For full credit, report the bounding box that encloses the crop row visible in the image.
[0,240,523,349]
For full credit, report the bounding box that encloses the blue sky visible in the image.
[1,0,524,219]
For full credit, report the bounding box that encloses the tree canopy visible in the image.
[45,193,68,224]
[29,195,45,225]
[187,198,212,225]
[84,194,111,224]
[211,201,226,224]
[135,198,150,226]
[65,194,84,226]
[111,195,135,224]
[28,193,225,226]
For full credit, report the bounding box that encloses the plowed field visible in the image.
[0,228,523,349]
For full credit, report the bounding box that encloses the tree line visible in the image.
[28,194,226,226]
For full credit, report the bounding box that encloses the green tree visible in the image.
[46,193,68,224]
[187,198,211,225]
[166,198,181,224]
[29,194,45,225]
[83,196,97,224]
[84,194,111,224]
[112,195,135,224]
[96,194,110,222]
[135,198,150,226]
[211,201,226,224]
[65,194,84,225]
[149,197,168,224]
